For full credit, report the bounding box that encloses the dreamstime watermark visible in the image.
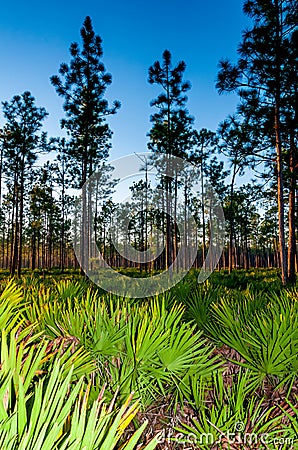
[155,422,294,448]
[73,152,225,297]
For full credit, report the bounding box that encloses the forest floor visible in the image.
[0,268,297,449]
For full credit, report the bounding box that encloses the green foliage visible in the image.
[22,283,219,406]
[50,16,120,186]
[147,49,194,158]
[0,270,297,448]
[0,359,159,449]
[211,289,298,385]
[0,281,158,449]
[176,370,293,449]
[0,281,25,331]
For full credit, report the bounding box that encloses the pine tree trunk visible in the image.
[81,159,88,276]
[201,160,206,263]
[287,130,296,282]
[184,183,188,269]
[31,225,36,270]
[275,109,287,285]
[274,0,288,285]
[0,141,3,210]
[10,179,18,276]
[228,164,237,273]
[173,173,178,269]
[17,170,24,278]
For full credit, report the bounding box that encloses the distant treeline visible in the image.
[0,1,297,284]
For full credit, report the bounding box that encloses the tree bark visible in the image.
[287,130,296,282]
[274,0,288,285]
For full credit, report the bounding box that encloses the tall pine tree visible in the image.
[51,16,120,271]
[216,0,298,284]
[148,50,194,269]
[2,92,48,276]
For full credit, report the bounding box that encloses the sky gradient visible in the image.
[0,0,251,160]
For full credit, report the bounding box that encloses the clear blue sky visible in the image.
[0,0,250,160]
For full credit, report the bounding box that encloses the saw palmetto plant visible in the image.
[0,282,159,450]
[176,369,294,450]
[0,271,297,449]
[23,283,220,406]
[210,290,298,386]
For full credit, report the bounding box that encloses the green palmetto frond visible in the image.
[0,359,158,449]
[0,325,96,415]
[95,299,219,405]
[22,282,220,407]
[210,290,298,385]
[0,281,25,332]
[176,369,291,450]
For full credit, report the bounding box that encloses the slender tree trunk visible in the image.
[165,63,173,272]
[81,158,88,275]
[173,173,178,269]
[275,118,287,284]
[228,164,237,273]
[184,183,188,269]
[6,209,12,269]
[1,225,4,268]
[274,0,288,285]
[11,178,18,276]
[287,130,296,282]
[31,224,36,270]
[145,162,148,273]
[243,210,249,270]
[60,178,65,271]
[17,172,24,278]
[0,141,3,208]
[48,184,53,270]
[201,159,206,262]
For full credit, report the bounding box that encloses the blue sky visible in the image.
[0,0,251,160]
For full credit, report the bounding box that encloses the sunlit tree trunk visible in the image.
[287,129,296,283]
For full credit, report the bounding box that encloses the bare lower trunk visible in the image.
[287,131,296,283]
[274,0,287,286]
[17,170,24,278]
[275,108,287,285]
[228,164,237,273]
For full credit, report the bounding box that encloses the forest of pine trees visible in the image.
[0,2,297,284]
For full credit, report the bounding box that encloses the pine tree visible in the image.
[217,116,251,272]
[189,129,218,261]
[216,0,298,284]
[2,92,48,276]
[51,16,120,271]
[52,138,75,271]
[148,50,194,158]
[148,50,194,269]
